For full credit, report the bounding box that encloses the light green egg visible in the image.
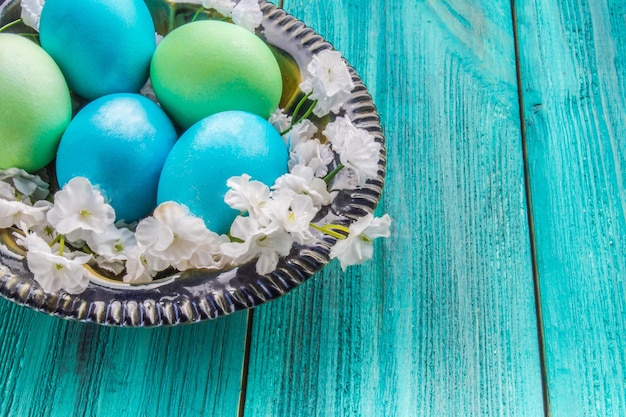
[0,34,72,172]
[150,20,283,129]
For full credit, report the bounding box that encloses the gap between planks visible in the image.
[509,1,551,416]
[238,308,255,417]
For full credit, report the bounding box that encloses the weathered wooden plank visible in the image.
[0,299,248,416]
[515,0,626,415]
[242,1,544,416]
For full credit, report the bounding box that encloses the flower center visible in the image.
[359,235,372,243]
[79,209,92,217]
[44,225,54,237]
[55,263,64,270]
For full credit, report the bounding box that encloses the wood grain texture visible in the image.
[515,0,626,415]
[0,299,248,416]
[242,1,544,416]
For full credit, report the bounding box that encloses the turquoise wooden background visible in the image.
[0,0,624,415]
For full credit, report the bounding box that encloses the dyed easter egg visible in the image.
[39,0,156,100]
[151,20,282,129]
[0,34,72,172]
[158,111,288,234]
[56,94,177,222]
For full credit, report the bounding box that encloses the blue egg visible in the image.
[56,94,177,222]
[158,111,288,234]
[39,0,156,100]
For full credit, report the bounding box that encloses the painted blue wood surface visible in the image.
[242,1,545,415]
[1,0,625,415]
[0,299,248,416]
[515,0,626,415]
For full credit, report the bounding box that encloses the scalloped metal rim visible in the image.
[0,0,387,326]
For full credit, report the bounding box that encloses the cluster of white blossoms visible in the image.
[0,175,231,292]
[0,169,49,231]
[171,0,263,32]
[2,2,391,295]
[19,0,262,33]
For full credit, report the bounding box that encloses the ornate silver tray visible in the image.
[0,0,386,326]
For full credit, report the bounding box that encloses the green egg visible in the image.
[150,20,283,129]
[0,34,72,172]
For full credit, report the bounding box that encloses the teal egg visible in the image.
[39,0,156,100]
[158,111,288,234]
[56,94,177,222]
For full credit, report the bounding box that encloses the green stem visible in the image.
[0,18,22,33]
[58,235,66,257]
[324,224,350,235]
[293,99,317,126]
[191,6,205,22]
[49,234,62,247]
[81,244,94,255]
[228,234,245,243]
[281,92,313,135]
[292,92,312,122]
[310,223,349,240]
[324,163,345,184]
[278,0,284,8]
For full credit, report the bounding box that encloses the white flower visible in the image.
[202,0,235,16]
[289,138,334,178]
[224,174,271,221]
[330,214,391,270]
[25,200,55,243]
[47,177,115,242]
[177,232,231,270]
[323,116,381,185]
[273,165,332,208]
[286,118,332,178]
[0,199,48,231]
[288,119,317,146]
[269,108,292,134]
[135,202,212,271]
[232,0,263,32]
[0,182,16,201]
[16,232,91,294]
[123,247,156,284]
[20,0,45,31]
[299,50,355,117]
[221,216,293,275]
[0,168,49,201]
[263,194,317,245]
[86,224,136,262]
[92,257,126,276]
[169,0,236,17]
